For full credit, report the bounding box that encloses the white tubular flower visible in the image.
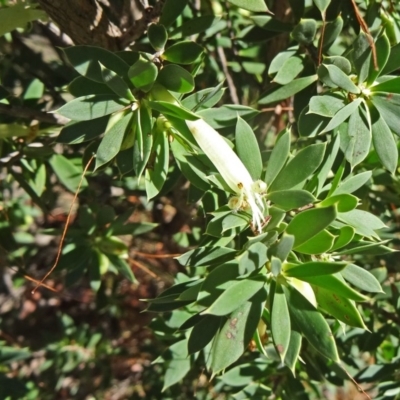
[186,118,265,232]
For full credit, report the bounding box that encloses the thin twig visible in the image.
[128,257,159,279]
[350,0,378,71]
[32,155,94,293]
[131,250,181,259]
[215,34,239,104]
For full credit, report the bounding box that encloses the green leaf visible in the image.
[227,0,269,12]
[181,15,219,36]
[321,15,343,51]
[68,76,114,97]
[352,31,372,84]
[271,284,291,361]
[297,106,329,137]
[235,116,262,180]
[269,234,294,262]
[321,98,362,133]
[286,205,337,247]
[381,42,400,75]
[265,129,291,186]
[285,261,347,278]
[48,155,88,193]
[293,229,336,254]
[148,23,168,51]
[133,105,153,179]
[341,264,383,293]
[371,77,400,94]
[100,63,134,100]
[209,288,265,374]
[291,19,317,44]
[268,46,299,76]
[301,274,367,302]
[237,242,268,274]
[369,104,398,174]
[162,340,191,391]
[370,92,400,136]
[314,286,367,329]
[332,171,371,195]
[57,116,109,144]
[128,57,158,91]
[177,246,236,267]
[188,315,222,354]
[284,285,339,362]
[313,0,331,13]
[149,100,199,120]
[308,94,346,118]
[107,255,136,283]
[157,65,194,93]
[159,0,189,28]
[367,33,390,86]
[182,85,225,111]
[318,194,358,213]
[338,209,386,239]
[284,328,302,374]
[273,56,305,85]
[330,226,355,251]
[318,64,360,94]
[267,190,316,211]
[339,102,371,167]
[95,112,133,169]
[198,105,259,129]
[269,143,326,192]
[204,278,265,316]
[322,55,351,75]
[56,95,129,121]
[259,75,318,105]
[163,41,204,64]
[145,131,169,200]
[63,46,129,83]
[0,4,47,37]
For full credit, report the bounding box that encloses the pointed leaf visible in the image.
[157,64,194,93]
[188,315,222,354]
[235,116,262,180]
[321,98,362,133]
[341,264,383,293]
[159,0,189,27]
[267,190,315,211]
[318,64,360,94]
[338,209,386,239]
[294,229,336,254]
[370,92,400,136]
[227,0,269,12]
[128,57,158,91]
[163,41,204,64]
[148,23,168,51]
[284,261,347,278]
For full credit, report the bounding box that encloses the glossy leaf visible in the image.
[163,41,203,64]
[198,105,259,129]
[237,242,268,274]
[314,286,367,329]
[157,64,194,93]
[259,75,318,105]
[182,85,225,111]
[269,143,326,192]
[291,19,317,44]
[145,131,169,199]
[148,23,168,51]
[48,155,88,193]
[149,101,199,121]
[57,116,109,144]
[68,76,114,97]
[267,190,315,211]
[284,261,347,278]
[286,205,337,247]
[341,264,383,293]
[177,246,236,267]
[370,104,398,173]
[235,116,262,180]
[56,95,129,121]
[63,46,129,83]
[265,129,291,186]
[330,226,355,251]
[294,229,336,254]
[284,328,302,374]
[284,285,339,362]
[269,234,294,262]
[271,284,291,361]
[300,274,367,301]
[159,0,189,28]
[95,112,132,169]
[227,0,269,12]
[209,288,265,374]
[128,57,158,91]
[100,63,134,100]
[318,194,358,213]
[204,278,265,316]
[338,209,386,239]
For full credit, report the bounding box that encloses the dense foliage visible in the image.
[1,0,400,399]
